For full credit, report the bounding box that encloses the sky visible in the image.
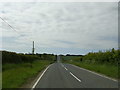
[0,2,118,55]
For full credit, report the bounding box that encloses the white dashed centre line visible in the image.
[64,67,68,71]
[70,72,81,82]
[61,64,81,82]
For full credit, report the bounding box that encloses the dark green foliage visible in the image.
[36,53,56,61]
[19,54,39,63]
[82,48,120,65]
[2,51,22,64]
[2,51,56,64]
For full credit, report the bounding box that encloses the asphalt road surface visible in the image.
[35,56,118,88]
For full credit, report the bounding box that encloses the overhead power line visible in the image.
[0,17,18,32]
[0,16,36,54]
[0,16,33,41]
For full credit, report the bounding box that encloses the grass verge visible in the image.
[64,61,118,79]
[2,60,53,88]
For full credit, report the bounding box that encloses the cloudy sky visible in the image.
[0,2,118,55]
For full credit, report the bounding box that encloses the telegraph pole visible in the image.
[32,41,35,54]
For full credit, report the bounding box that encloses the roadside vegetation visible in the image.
[61,48,120,79]
[2,51,56,88]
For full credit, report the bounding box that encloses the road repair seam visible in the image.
[70,64,117,82]
[70,72,81,82]
[31,64,52,90]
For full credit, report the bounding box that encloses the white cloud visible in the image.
[1,2,118,54]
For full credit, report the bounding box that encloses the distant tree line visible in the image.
[62,48,120,65]
[2,51,57,64]
[66,54,83,57]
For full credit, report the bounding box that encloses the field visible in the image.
[61,49,119,79]
[2,51,56,88]
[3,60,53,88]
[62,58,118,79]
[0,73,1,89]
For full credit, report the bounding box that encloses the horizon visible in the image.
[1,47,118,56]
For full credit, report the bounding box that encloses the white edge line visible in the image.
[31,64,52,90]
[70,72,81,82]
[70,64,117,82]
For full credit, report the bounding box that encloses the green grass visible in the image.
[2,60,53,88]
[0,72,2,89]
[63,60,118,79]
